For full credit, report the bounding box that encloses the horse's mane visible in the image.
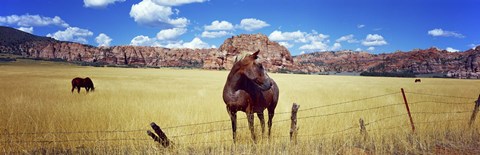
[234,51,253,64]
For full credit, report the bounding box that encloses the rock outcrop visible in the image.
[218,34,294,71]
[294,47,480,78]
[2,26,480,78]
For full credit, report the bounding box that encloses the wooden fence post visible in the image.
[359,118,368,141]
[290,103,300,143]
[469,94,480,128]
[401,88,415,132]
[147,122,171,147]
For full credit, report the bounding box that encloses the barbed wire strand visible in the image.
[299,92,399,112]
[405,92,476,100]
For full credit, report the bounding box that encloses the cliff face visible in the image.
[218,34,294,72]
[294,47,480,78]
[1,26,295,72]
[2,26,480,78]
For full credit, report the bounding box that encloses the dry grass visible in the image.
[1,59,480,154]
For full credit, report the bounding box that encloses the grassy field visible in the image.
[1,59,480,154]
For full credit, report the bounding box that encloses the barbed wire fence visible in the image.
[1,89,479,147]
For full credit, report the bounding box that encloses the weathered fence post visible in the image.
[359,118,368,141]
[469,94,480,128]
[147,122,171,147]
[290,103,300,143]
[401,88,415,132]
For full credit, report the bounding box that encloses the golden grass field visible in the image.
[1,59,480,154]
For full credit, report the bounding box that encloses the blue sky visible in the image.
[1,0,479,55]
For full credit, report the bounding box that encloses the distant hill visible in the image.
[0,26,56,46]
[1,26,480,78]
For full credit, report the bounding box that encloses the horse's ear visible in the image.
[252,50,260,59]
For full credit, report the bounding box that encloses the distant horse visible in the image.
[415,79,421,83]
[71,77,95,93]
[222,50,279,142]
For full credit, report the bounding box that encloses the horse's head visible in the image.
[85,77,95,92]
[234,50,271,90]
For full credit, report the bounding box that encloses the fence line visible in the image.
[411,111,471,115]
[0,129,146,136]
[0,138,152,144]
[0,115,472,145]
[299,92,399,112]
[364,113,408,126]
[405,92,476,100]
[295,103,403,121]
[2,91,478,146]
[409,100,472,105]
[0,92,400,136]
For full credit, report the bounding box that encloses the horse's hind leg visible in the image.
[71,86,75,93]
[247,112,256,142]
[257,112,265,135]
[267,109,275,137]
[77,87,80,93]
[228,110,237,142]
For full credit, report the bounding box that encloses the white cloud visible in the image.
[278,42,293,48]
[83,0,125,8]
[355,48,362,52]
[270,30,336,52]
[470,44,479,49]
[181,37,212,49]
[428,28,464,38]
[95,33,112,47]
[299,41,329,51]
[331,42,341,51]
[129,0,189,28]
[131,35,212,49]
[204,20,234,31]
[201,31,231,38]
[236,18,269,31]
[46,27,93,44]
[300,51,305,55]
[151,0,207,6]
[367,47,375,51]
[164,37,213,49]
[357,24,365,28]
[336,34,358,43]
[0,14,69,27]
[156,28,187,40]
[362,34,387,46]
[269,30,306,42]
[446,47,459,52]
[130,35,159,46]
[17,27,33,34]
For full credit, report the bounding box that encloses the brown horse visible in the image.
[222,50,279,142]
[71,77,95,93]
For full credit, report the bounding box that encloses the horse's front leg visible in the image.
[77,87,80,93]
[257,112,265,136]
[247,112,256,142]
[267,109,275,137]
[228,109,237,142]
[86,87,90,93]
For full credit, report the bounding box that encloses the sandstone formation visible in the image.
[218,34,294,71]
[294,47,480,78]
[2,26,480,78]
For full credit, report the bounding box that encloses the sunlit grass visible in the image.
[0,59,479,154]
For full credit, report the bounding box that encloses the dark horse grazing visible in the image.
[71,77,95,93]
[223,50,279,142]
[415,79,421,83]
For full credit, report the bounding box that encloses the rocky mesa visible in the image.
[0,26,294,72]
[2,26,480,78]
